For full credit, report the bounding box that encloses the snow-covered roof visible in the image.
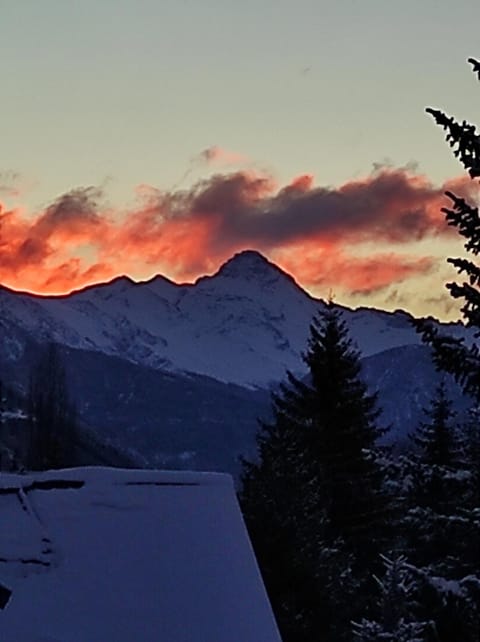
[0,467,280,642]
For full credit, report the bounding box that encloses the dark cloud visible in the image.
[173,167,472,250]
[33,186,105,237]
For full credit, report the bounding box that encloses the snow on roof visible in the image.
[0,467,281,642]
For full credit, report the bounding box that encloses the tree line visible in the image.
[240,304,479,641]
[0,342,77,471]
[239,58,480,642]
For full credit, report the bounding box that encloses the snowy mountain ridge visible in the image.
[0,250,467,387]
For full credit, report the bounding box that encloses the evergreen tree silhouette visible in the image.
[414,58,480,401]
[240,303,389,642]
[352,554,429,642]
[27,343,76,470]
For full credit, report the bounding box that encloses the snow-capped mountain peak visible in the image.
[0,250,468,387]
[211,250,289,282]
[194,250,304,304]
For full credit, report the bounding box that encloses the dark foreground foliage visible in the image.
[240,57,480,642]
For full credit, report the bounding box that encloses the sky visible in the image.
[1,0,480,319]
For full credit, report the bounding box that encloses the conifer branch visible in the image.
[468,57,480,80]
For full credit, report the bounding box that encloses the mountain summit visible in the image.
[214,250,288,281]
[0,249,466,387]
[193,250,298,292]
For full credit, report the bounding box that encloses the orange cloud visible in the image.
[287,174,314,192]
[272,243,435,295]
[0,166,475,299]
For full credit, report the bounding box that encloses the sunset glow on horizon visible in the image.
[2,0,480,320]
[1,161,478,320]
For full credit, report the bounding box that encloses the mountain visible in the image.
[0,250,472,472]
[0,250,467,386]
[361,344,470,446]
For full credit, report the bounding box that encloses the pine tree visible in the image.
[459,406,480,508]
[400,387,480,641]
[409,59,480,638]
[409,381,459,513]
[414,58,480,400]
[406,566,480,642]
[352,554,429,642]
[451,407,480,580]
[404,383,466,573]
[240,408,320,642]
[411,381,456,467]
[27,343,76,470]
[240,303,389,641]
[303,305,388,554]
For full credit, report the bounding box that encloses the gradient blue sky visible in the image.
[1,0,480,317]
